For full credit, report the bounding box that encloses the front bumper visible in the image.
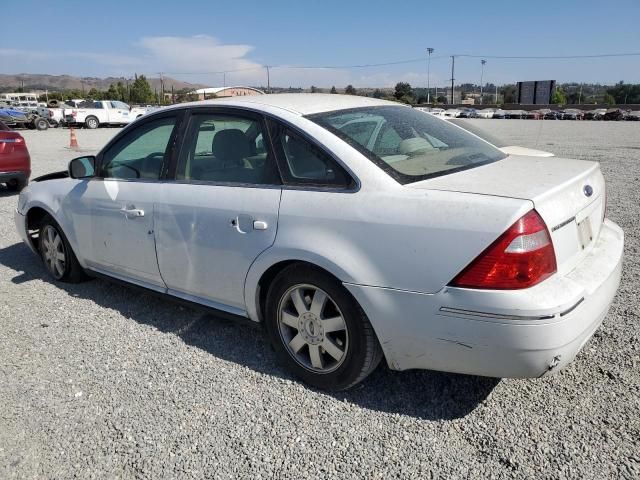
[346,219,624,378]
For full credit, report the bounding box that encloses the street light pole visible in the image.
[480,59,486,105]
[427,47,434,104]
[450,56,455,104]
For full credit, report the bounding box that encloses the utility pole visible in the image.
[450,56,455,105]
[495,85,498,104]
[159,72,164,105]
[266,66,271,94]
[223,72,226,88]
[426,47,434,104]
[578,84,583,104]
[480,59,486,105]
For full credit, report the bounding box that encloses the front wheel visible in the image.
[38,216,88,283]
[265,264,383,390]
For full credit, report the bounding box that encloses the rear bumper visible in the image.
[0,171,29,183]
[346,219,624,378]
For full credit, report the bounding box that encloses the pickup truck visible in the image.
[64,100,147,129]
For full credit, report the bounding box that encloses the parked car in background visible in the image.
[477,108,497,118]
[583,109,606,120]
[444,108,461,118]
[603,109,625,121]
[447,118,554,157]
[64,100,147,129]
[543,110,561,120]
[0,106,49,130]
[0,123,31,191]
[625,111,640,121]
[562,109,584,120]
[505,110,526,119]
[458,108,478,118]
[15,94,623,390]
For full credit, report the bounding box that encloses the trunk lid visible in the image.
[408,155,606,274]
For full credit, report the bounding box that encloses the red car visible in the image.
[0,123,31,191]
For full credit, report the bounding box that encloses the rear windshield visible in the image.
[308,106,506,184]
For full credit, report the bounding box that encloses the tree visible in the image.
[372,89,383,99]
[550,87,567,105]
[330,86,337,94]
[501,84,517,103]
[106,84,119,100]
[603,93,616,105]
[310,85,318,93]
[394,82,413,101]
[116,82,128,102]
[345,85,357,95]
[129,74,154,104]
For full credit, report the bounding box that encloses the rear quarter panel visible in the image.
[245,185,532,320]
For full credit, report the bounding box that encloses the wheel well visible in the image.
[26,207,50,247]
[256,260,343,322]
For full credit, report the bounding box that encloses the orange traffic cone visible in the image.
[69,127,79,149]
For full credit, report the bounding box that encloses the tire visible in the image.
[38,215,88,283]
[6,178,27,192]
[85,116,99,129]
[35,117,49,130]
[265,264,383,390]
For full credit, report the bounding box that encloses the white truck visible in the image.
[64,100,146,129]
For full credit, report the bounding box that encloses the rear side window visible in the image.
[270,124,353,188]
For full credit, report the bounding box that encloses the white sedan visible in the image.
[14,94,624,390]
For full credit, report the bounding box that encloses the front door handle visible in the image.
[120,207,145,218]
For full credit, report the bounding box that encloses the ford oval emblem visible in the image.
[583,185,594,197]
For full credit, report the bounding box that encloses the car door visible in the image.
[78,112,182,290]
[109,101,130,124]
[155,108,282,314]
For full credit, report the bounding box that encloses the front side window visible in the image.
[177,113,278,185]
[308,106,506,184]
[101,116,177,180]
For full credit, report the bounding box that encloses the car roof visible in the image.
[173,93,395,116]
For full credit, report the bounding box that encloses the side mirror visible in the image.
[69,156,96,179]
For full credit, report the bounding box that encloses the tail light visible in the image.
[450,210,557,289]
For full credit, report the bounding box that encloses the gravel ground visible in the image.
[1,121,638,479]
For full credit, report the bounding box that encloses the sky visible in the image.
[1,0,639,88]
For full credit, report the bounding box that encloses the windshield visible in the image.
[308,106,506,184]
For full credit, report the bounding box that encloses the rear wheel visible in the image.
[265,264,383,390]
[38,216,88,283]
[34,117,49,130]
[85,116,99,129]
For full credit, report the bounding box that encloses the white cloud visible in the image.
[0,36,446,88]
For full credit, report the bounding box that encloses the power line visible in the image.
[153,51,640,77]
[456,52,640,59]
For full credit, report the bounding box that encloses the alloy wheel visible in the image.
[41,225,66,279]
[277,284,349,373]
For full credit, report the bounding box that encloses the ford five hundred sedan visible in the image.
[15,94,624,390]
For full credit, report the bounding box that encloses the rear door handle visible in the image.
[120,207,145,218]
[253,220,268,230]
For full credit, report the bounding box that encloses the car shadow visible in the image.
[0,241,499,420]
[0,184,19,197]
